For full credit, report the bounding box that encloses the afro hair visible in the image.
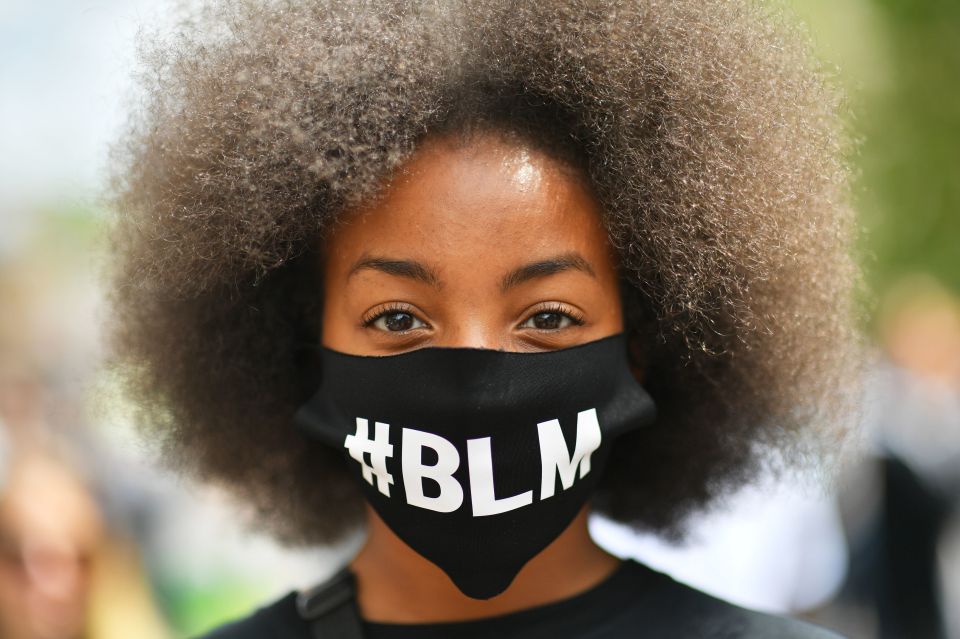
[102,0,869,545]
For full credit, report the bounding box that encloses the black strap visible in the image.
[295,564,365,639]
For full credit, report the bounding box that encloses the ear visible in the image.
[626,330,645,385]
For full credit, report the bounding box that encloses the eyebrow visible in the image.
[346,251,596,292]
[348,255,442,287]
[499,252,596,293]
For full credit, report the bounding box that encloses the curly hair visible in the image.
[101,0,869,545]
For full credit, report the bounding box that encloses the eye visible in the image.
[519,304,585,331]
[362,304,428,333]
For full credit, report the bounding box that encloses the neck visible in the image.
[348,502,620,624]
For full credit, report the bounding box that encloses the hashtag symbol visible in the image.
[344,418,394,497]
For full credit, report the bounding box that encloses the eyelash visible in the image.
[524,303,586,330]
[360,302,586,332]
[360,302,424,330]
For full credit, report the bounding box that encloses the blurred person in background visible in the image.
[811,277,960,638]
[0,374,170,639]
[0,244,172,638]
[0,434,101,639]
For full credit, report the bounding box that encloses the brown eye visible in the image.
[536,312,564,330]
[370,311,425,332]
[520,310,580,331]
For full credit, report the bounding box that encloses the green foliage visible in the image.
[858,0,960,297]
[786,0,960,334]
[154,575,275,637]
[791,0,960,324]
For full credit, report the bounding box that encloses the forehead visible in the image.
[321,133,613,276]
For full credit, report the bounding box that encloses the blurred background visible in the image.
[0,0,957,637]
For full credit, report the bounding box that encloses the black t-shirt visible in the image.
[196,559,844,638]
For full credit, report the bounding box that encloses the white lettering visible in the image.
[401,427,463,513]
[538,408,602,500]
[343,418,394,497]
[350,408,603,514]
[467,437,533,516]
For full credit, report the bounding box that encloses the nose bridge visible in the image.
[440,318,504,351]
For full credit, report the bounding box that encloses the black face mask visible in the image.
[292,332,656,599]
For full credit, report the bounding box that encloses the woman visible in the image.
[103,0,868,636]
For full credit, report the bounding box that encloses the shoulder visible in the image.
[191,590,311,639]
[619,560,846,638]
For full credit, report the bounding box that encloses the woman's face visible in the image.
[320,132,625,355]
